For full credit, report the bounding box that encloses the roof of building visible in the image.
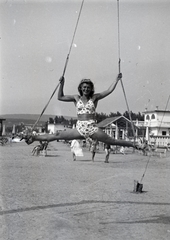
[143,110,170,114]
[0,118,6,122]
[97,116,131,128]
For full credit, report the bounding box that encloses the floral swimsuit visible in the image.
[76,98,98,138]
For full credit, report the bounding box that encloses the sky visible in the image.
[0,0,170,117]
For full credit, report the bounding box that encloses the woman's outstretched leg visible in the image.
[23,128,84,144]
[91,128,137,148]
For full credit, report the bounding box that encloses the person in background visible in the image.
[90,139,98,161]
[70,139,83,161]
[104,143,111,163]
[119,146,125,155]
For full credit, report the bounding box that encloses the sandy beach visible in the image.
[0,141,170,240]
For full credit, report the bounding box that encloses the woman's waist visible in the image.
[77,114,96,121]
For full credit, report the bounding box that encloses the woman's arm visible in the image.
[58,76,76,102]
[94,73,122,101]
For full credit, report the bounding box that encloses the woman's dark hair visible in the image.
[78,79,94,97]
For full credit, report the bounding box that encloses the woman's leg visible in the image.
[91,128,135,148]
[105,149,111,163]
[92,151,95,161]
[105,149,109,163]
[25,129,84,144]
[72,152,76,161]
[105,154,109,163]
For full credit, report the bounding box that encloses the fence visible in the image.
[149,136,170,147]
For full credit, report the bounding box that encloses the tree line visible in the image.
[4,111,144,135]
[49,111,144,126]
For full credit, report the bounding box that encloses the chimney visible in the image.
[156,106,158,110]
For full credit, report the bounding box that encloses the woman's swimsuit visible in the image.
[76,98,98,138]
[76,98,96,115]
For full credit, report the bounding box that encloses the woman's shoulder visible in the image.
[74,95,81,102]
[91,94,99,102]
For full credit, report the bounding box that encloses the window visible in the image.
[146,115,150,120]
[162,131,166,136]
[151,114,155,119]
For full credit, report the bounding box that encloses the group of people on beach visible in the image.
[71,139,112,163]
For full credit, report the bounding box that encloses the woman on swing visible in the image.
[23,73,141,150]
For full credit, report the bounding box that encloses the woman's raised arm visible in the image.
[58,76,76,102]
[94,73,122,101]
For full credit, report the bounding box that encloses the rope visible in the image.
[62,0,85,77]
[117,0,136,139]
[140,155,151,183]
[140,95,170,183]
[157,94,170,138]
[117,0,169,184]
[32,0,85,130]
[117,0,121,69]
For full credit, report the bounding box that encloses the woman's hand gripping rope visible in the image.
[117,72,122,80]
[59,76,65,84]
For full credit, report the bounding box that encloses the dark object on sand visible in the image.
[133,180,143,193]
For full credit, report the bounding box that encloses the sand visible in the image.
[0,141,170,240]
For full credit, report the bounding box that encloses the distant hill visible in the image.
[0,114,76,126]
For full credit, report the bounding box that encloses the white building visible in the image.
[143,108,170,147]
[47,123,66,134]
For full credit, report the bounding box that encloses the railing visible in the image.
[149,136,170,147]
[144,121,170,128]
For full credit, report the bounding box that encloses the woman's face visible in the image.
[81,83,92,96]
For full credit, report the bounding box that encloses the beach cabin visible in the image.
[97,116,133,140]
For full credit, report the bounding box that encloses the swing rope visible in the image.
[62,0,85,77]
[117,0,168,185]
[32,0,85,130]
[140,156,151,183]
[117,0,136,139]
[140,95,170,183]
[156,94,170,139]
